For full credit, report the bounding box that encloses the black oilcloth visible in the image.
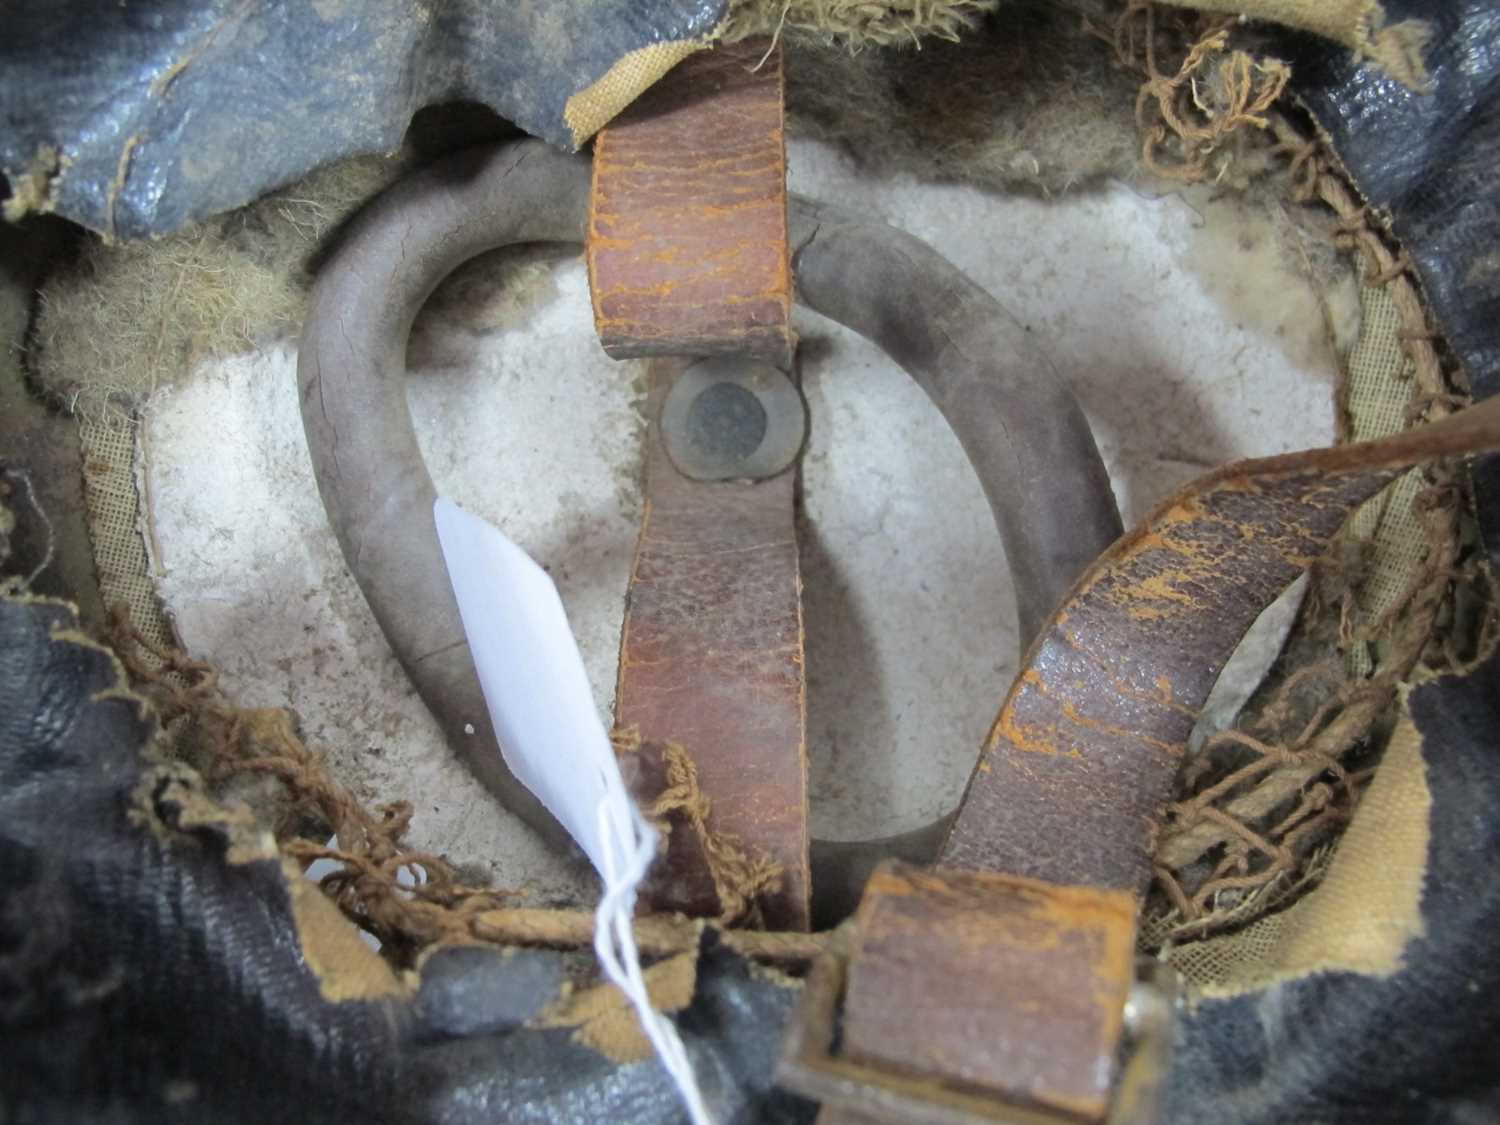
[0,594,812,1125]
[1163,647,1500,1124]
[1284,1,1500,566]
[0,0,726,240]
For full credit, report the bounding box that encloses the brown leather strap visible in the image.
[820,399,1500,1121]
[587,40,793,367]
[614,360,810,930]
[939,402,1500,886]
[843,864,1136,1122]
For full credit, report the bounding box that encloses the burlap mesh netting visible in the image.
[1342,286,1432,679]
[58,3,1477,986]
[1137,281,1444,986]
[1155,703,1431,994]
[78,416,177,673]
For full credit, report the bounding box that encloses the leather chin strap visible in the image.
[793,398,1500,1124]
[613,357,812,931]
[586,38,794,369]
[588,40,812,930]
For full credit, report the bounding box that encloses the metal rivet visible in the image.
[660,356,806,482]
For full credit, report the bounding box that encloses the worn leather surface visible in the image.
[616,362,811,931]
[1165,646,1500,1124]
[841,865,1136,1122]
[0,0,727,238]
[937,407,1500,890]
[1285,0,1500,563]
[0,593,813,1125]
[588,40,793,366]
[818,402,1500,1125]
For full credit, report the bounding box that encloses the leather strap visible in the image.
[843,865,1136,1121]
[941,449,1430,887]
[822,398,1500,1121]
[614,359,810,931]
[590,38,807,928]
[587,40,793,368]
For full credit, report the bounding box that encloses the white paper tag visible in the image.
[433,497,712,1124]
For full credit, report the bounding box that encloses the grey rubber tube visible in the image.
[298,141,1123,903]
[788,197,1123,924]
[789,196,1122,644]
[299,142,592,850]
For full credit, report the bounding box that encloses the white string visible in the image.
[431,497,712,1123]
[595,784,714,1125]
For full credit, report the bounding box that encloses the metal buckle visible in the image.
[776,939,1179,1125]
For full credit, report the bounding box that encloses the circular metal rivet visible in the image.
[660,356,806,482]
[685,381,768,463]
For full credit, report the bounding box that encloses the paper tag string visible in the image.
[433,498,712,1123]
